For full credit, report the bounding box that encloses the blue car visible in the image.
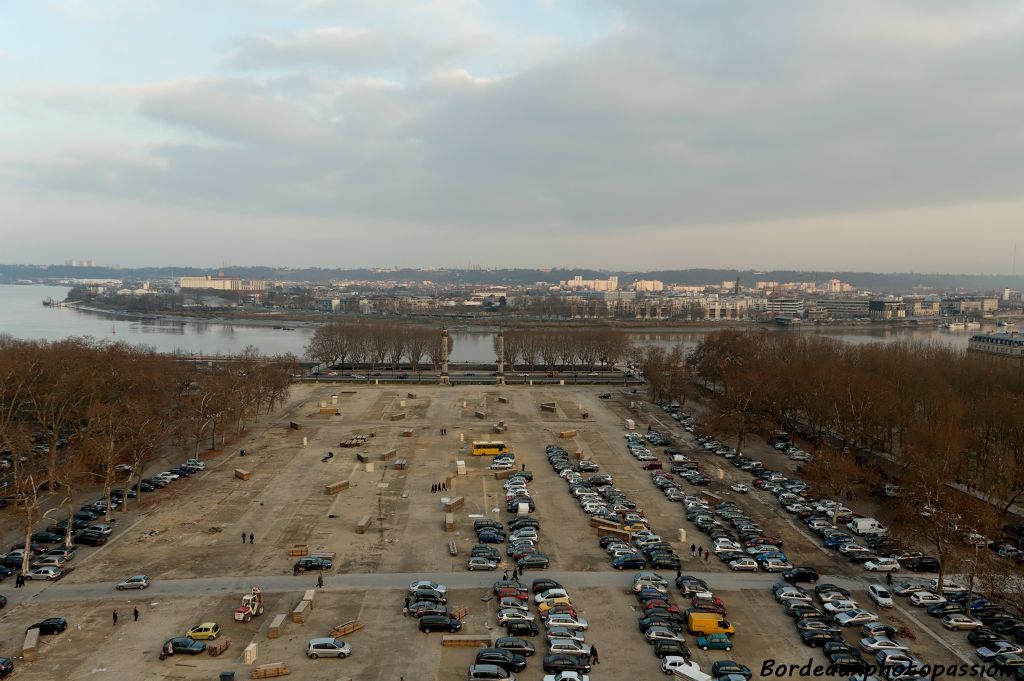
[824,535,854,549]
[696,633,733,651]
[754,552,788,563]
[613,555,647,570]
[477,532,505,544]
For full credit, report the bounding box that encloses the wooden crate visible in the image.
[235,468,251,480]
[330,620,364,637]
[594,526,631,540]
[207,637,231,656]
[289,421,301,429]
[250,662,289,679]
[451,606,469,620]
[291,599,310,623]
[244,642,258,665]
[442,634,491,647]
[401,429,413,437]
[302,589,316,608]
[447,540,458,556]
[393,458,407,470]
[443,496,464,512]
[267,614,286,639]
[540,403,557,412]
[355,516,371,534]
[497,396,509,403]
[287,545,308,557]
[389,412,406,421]
[493,469,513,480]
[475,410,487,419]
[381,448,397,461]
[444,513,455,532]
[559,429,578,439]
[324,480,350,494]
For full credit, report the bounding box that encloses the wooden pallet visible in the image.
[267,614,286,639]
[286,545,309,557]
[447,540,458,556]
[324,480,350,494]
[207,637,231,657]
[442,634,490,647]
[355,516,371,534]
[451,606,468,620]
[330,620,364,637]
[250,662,289,679]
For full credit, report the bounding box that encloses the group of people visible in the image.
[241,532,255,544]
[431,482,447,493]
[689,544,712,561]
[438,427,448,436]
[112,608,139,625]
[12,573,28,588]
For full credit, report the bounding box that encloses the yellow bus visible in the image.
[472,441,508,456]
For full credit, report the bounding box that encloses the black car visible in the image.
[409,588,446,604]
[472,546,501,561]
[418,615,462,633]
[50,518,90,533]
[27,618,67,635]
[30,532,64,545]
[654,639,690,659]
[676,576,709,595]
[72,531,106,546]
[0,657,12,678]
[492,579,527,594]
[783,567,820,584]
[505,620,540,637]
[543,654,592,674]
[160,637,206,657]
[901,556,940,572]
[823,642,862,659]
[712,662,752,678]
[927,602,965,617]
[494,636,535,656]
[639,616,684,632]
[532,578,562,594]
[800,629,840,647]
[475,648,527,673]
[0,565,14,581]
[509,518,539,531]
[408,601,448,618]
[650,553,681,569]
[969,627,1003,646]
[141,477,168,488]
[828,653,868,674]
[294,557,332,571]
[517,552,550,570]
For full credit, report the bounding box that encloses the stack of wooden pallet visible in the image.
[250,662,289,678]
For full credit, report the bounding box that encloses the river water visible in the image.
[0,284,975,361]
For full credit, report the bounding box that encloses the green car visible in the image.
[696,633,733,651]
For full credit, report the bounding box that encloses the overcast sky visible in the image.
[2,1,1024,273]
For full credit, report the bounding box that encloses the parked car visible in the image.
[494,636,536,656]
[784,567,820,584]
[116,575,150,590]
[305,637,352,659]
[868,585,894,608]
[159,637,205,657]
[294,557,332,572]
[27,618,67,635]
[696,633,734,651]
[542,654,591,674]
[418,615,462,633]
[24,566,62,581]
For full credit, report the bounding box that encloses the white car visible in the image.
[729,558,758,572]
[823,600,860,614]
[535,589,570,604]
[927,578,964,593]
[818,590,852,603]
[184,458,205,469]
[942,614,983,631]
[864,558,900,572]
[545,627,585,643]
[115,463,133,473]
[835,609,879,626]
[25,566,62,581]
[544,672,589,681]
[730,484,749,494]
[490,460,513,470]
[499,598,529,612]
[33,556,66,569]
[644,626,686,645]
[859,636,909,653]
[976,642,1024,660]
[663,658,703,677]
[868,585,894,608]
[909,592,946,607]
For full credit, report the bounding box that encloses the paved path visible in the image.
[23,569,865,604]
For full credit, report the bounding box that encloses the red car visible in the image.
[642,462,663,470]
[644,600,681,614]
[691,599,727,616]
[540,605,578,620]
[496,588,528,601]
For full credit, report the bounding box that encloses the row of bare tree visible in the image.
[305,321,450,370]
[495,329,631,370]
[0,337,295,575]
[650,330,1024,610]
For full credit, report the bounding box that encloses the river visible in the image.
[0,284,977,361]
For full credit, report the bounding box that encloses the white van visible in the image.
[663,657,713,681]
[847,518,888,536]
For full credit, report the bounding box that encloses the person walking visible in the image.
[503,569,509,580]
[242,531,246,543]
[112,610,118,626]
[591,645,599,664]
[441,482,446,492]
[317,572,324,588]
[690,543,696,557]
[133,607,139,622]
[704,551,710,562]
[249,532,254,544]
[886,572,893,587]
[676,566,682,579]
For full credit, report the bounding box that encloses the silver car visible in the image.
[116,574,151,590]
[306,637,352,659]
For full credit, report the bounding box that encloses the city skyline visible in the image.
[3,1,1024,272]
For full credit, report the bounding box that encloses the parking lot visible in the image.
[0,383,990,679]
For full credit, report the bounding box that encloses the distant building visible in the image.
[904,297,940,317]
[559,275,618,291]
[315,298,341,312]
[179,275,266,294]
[633,279,664,292]
[700,295,762,320]
[809,298,870,319]
[941,296,999,316]
[755,281,780,292]
[768,297,804,319]
[968,332,1024,359]
[869,299,906,320]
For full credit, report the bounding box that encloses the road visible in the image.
[22,568,866,604]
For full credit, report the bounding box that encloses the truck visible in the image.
[847,517,888,536]
[686,611,735,636]
[234,586,265,622]
[662,657,713,681]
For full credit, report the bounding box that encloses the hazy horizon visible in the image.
[3,1,1024,273]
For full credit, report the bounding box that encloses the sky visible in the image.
[2,0,1024,273]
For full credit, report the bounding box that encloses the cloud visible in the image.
[8,1,1024,271]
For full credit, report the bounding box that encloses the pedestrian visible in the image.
[249,532,254,544]
[503,569,509,580]
[591,645,599,664]
[521,464,526,472]
[133,607,139,622]
[704,551,709,562]
[441,482,446,492]
[886,572,893,587]
[112,610,118,626]
[242,531,246,543]
[317,572,324,588]
[690,543,696,557]
[676,566,682,579]
[293,565,299,576]
[431,483,436,493]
